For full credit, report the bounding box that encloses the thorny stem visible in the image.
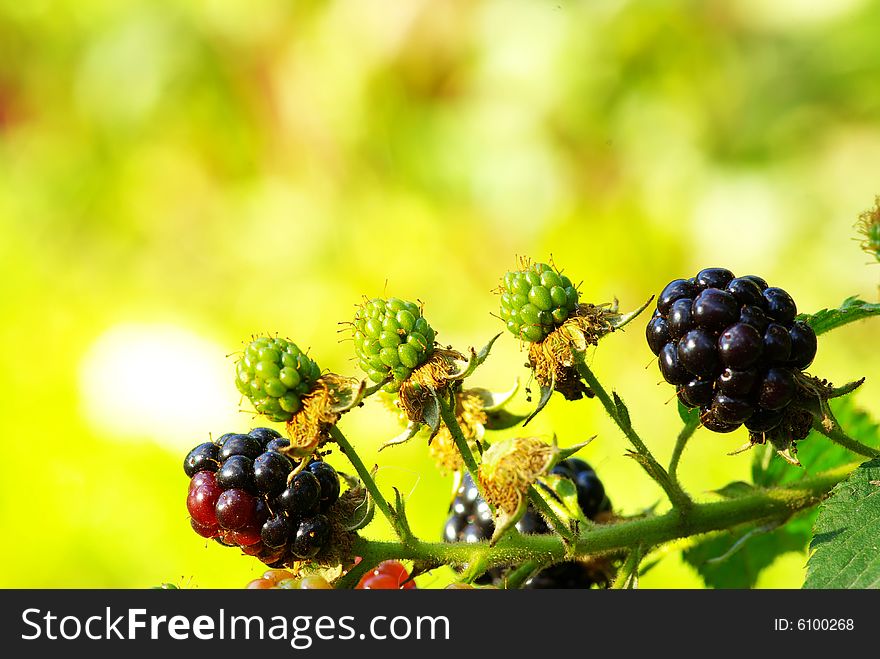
[575,360,693,510]
[503,559,543,589]
[329,425,409,542]
[437,394,481,485]
[812,418,880,459]
[332,465,850,588]
[612,544,643,589]
[527,486,576,543]
[669,414,701,484]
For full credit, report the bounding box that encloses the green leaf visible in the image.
[798,296,880,336]
[423,392,441,439]
[713,481,757,499]
[484,408,528,430]
[752,397,879,487]
[522,380,554,427]
[678,400,699,425]
[804,458,880,589]
[684,516,813,589]
[612,392,632,431]
[534,473,587,525]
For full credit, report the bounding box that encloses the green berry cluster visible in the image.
[235,336,322,422]
[499,262,579,342]
[353,297,436,392]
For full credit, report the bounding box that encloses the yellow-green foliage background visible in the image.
[1,0,878,588]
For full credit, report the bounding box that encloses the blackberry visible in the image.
[647,269,817,437]
[183,428,342,566]
[443,462,612,588]
[235,336,322,422]
[498,261,579,343]
[352,297,436,392]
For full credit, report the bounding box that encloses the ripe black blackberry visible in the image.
[442,461,613,588]
[183,428,342,565]
[647,268,817,438]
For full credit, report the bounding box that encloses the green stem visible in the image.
[813,419,880,459]
[612,544,642,589]
[575,360,692,510]
[527,486,576,543]
[503,559,543,589]
[332,465,850,587]
[669,414,701,483]
[329,425,407,540]
[437,394,481,483]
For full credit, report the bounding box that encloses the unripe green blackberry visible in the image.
[353,297,436,392]
[498,261,579,343]
[235,336,322,422]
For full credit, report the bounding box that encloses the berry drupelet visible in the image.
[183,427,341,566]
[647,268,817,436]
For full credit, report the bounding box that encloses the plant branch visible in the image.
[575,360,692,510]
[669,414,701,483]
[437,393,481,484]
[612,544,643,589]
[332,465,851,587]
[812,418,880,459]
[527,486,576,543]
[329,425,408,541]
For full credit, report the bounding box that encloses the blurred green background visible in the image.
[2,0,878,589]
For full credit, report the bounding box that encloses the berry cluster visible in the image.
[353,297,436,392]
[356,560,417,590]
[498,262,579,343]
[646,268,818,434]
[443,460,611,588]
[184,427,341,567]
[235,337,322,422]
